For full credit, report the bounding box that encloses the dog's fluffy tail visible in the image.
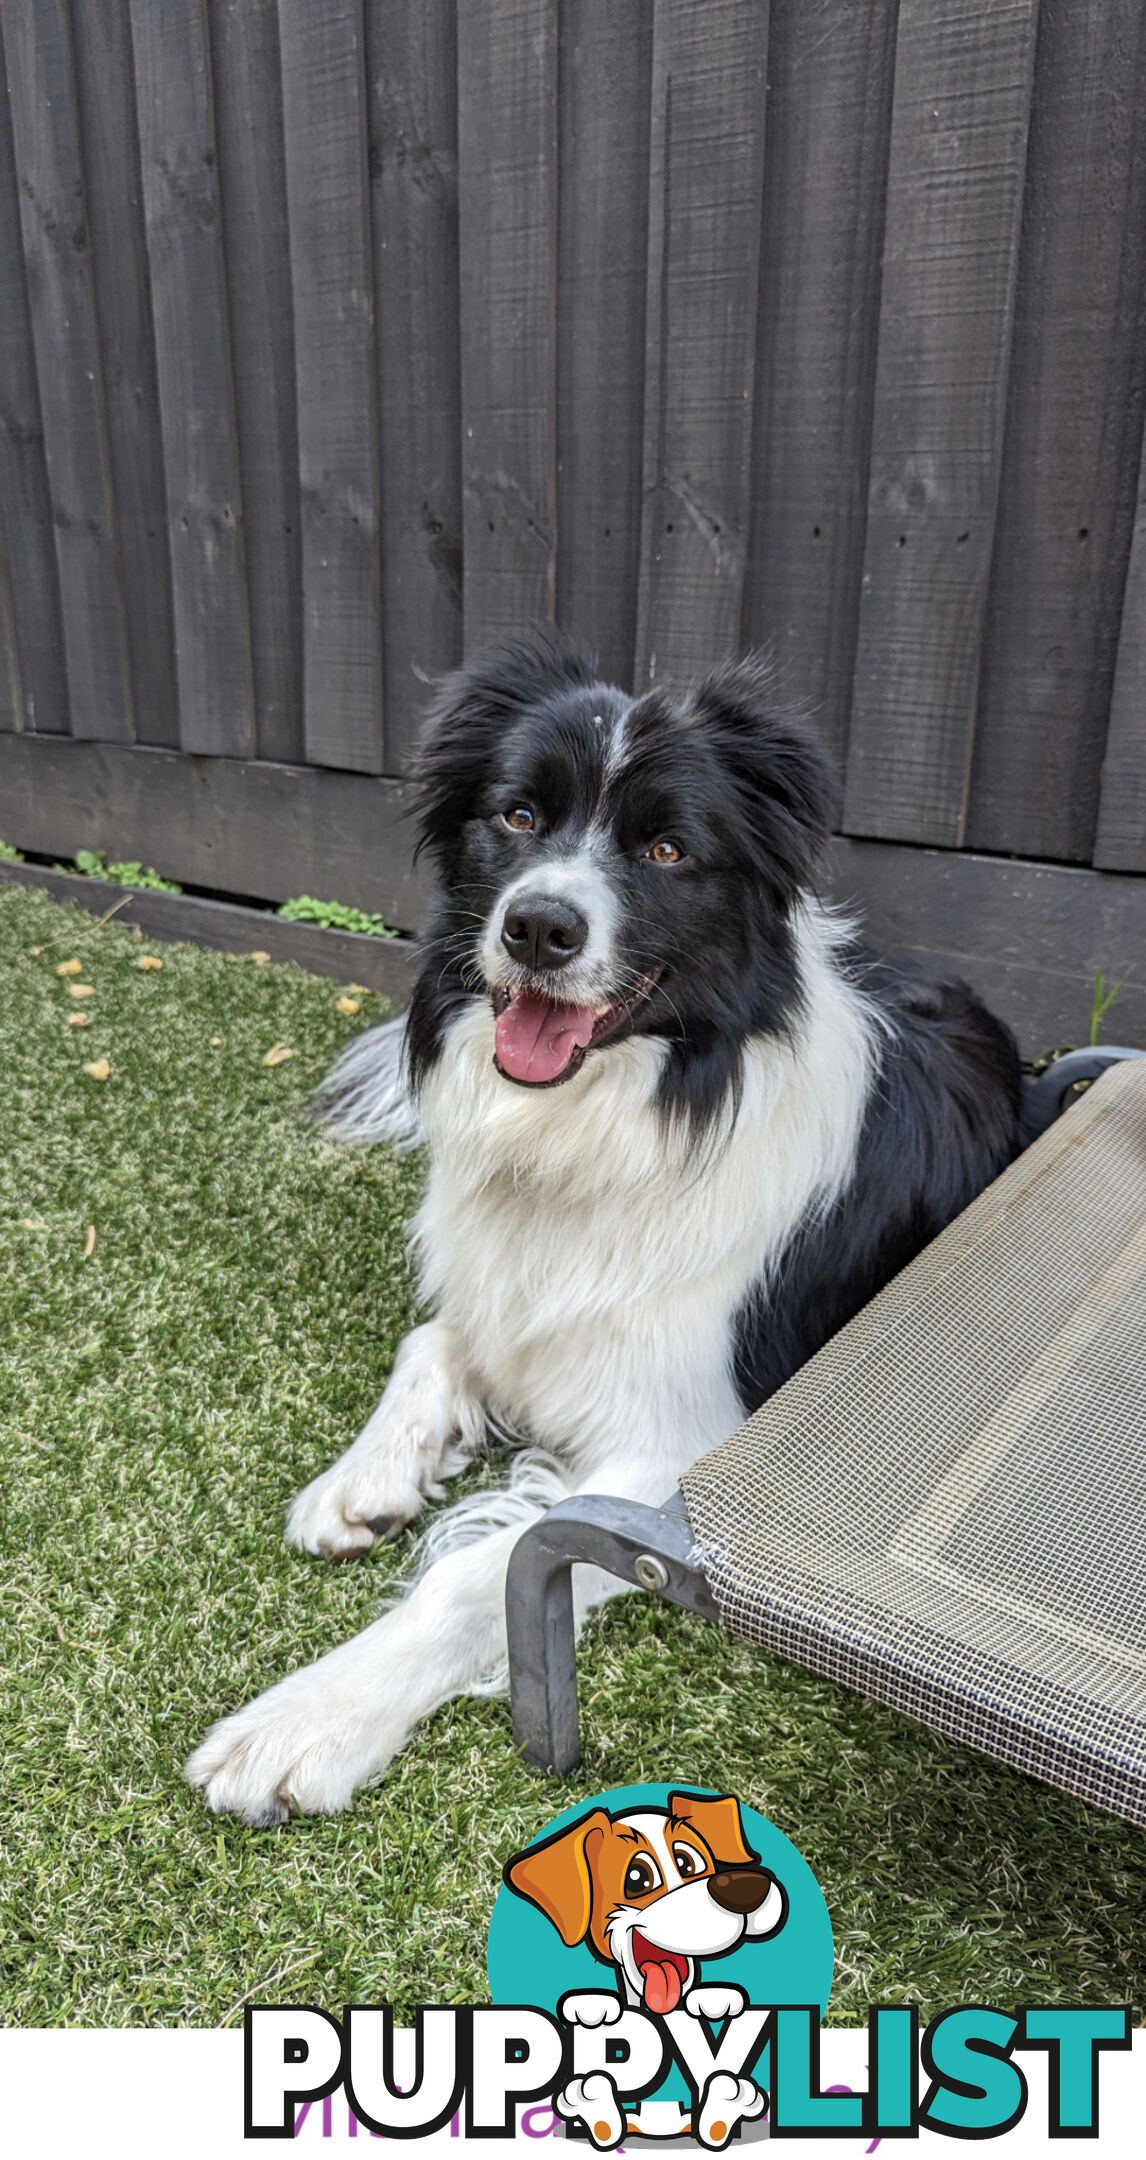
[309,1013,423,1147]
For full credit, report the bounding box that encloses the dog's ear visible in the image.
[684,653,835,901]
[504,1807,611,1947]
[412,634,599,870]
[668,1791,759,1869]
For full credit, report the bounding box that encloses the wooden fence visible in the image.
[2,0,1146,1046]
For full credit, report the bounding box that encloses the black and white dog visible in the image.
[188,640,1023,1824]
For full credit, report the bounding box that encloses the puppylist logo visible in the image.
[244,1782,1131,2144]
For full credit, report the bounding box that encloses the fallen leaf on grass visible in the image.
[336,996,360,1015]
[263,1044,292,1067]
[67,983,95,1000]
[348,984,371,996]
[249,950,271,965]
[57,958,83,976]
[83,1058,111,1081]
[68,1012,90,1028]
[135,954,163,971]
[210,1035,222,1046]
[83,1224,96,1259]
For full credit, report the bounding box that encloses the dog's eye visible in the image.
[673,1843,706,1879]
[645,837,684,865]
[502,806,535,833]
[624,1856,662,1898]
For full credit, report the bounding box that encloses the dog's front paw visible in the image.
[285,1453,428,1559]
[698,2071,765,2149]
[186,1673,393,1825]
[685,1984,747,2023]
[556,2073,624,2150]
[560,1992,623,2028]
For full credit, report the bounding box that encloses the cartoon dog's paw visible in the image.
[186,1672,392,1825]
[697,2071,766,2149]
[556,2073,624,2150]
[285,1452,428,1558]
[560,1992,623,2028]
[685,1984,748,2023]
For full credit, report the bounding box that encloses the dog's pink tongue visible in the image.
[495,992,597,1083]
[641,1960,683,2016]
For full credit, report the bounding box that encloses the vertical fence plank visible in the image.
[212,0,303,768]
[842,0,1039,847]
[0,548,21,733]
[742,0,898,774]
[1094,432,1146,873]
[69,0,178,749]
[457,0,557,653]
[0,24,68,735]
[634,0,770,689]
[965,0,1146,865]
[130,0,255,759]
[279,0,383,775]
[2,0,133,742]
[366,0,462,771]
[555,0,653,690]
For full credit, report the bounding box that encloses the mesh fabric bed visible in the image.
[679,1059,1146,1824]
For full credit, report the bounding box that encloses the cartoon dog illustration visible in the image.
[505,1790,786,2146]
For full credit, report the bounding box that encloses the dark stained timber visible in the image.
[279,0,384,775]
[129,0,255,759]
[843,0,1039,847]
[457,0,558,652]
[635,0,770,690]
[966,0,1146,864]
[366,0,463,773]
[743,0,898,774]
[1095,422,1146,874]
[0,21,68,735]
[211,0,304,768]
[555,0,653,690]
[1,0,133,742]
[69,0,178,749]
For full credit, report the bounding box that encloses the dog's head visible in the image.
[505,1790,787,2013]
[408,636,834,1129]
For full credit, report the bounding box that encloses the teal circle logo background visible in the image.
[487,1783,833,2104]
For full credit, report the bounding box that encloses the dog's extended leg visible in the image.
[188,1516,542,1823]
[187,1451,669,1825]
[286,1322,486,1556]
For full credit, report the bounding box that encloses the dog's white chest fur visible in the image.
[415,910,874,1485]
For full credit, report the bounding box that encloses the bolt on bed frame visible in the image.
[505,1046,1145,1774]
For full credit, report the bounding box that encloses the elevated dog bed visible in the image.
[506,1049,1146,1825]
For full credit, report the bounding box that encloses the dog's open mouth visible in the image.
[631,1930,690,2015]
[492,971,661,1087]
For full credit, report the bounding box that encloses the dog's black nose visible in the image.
[501,895,589,972]
[708,1868,774,1915]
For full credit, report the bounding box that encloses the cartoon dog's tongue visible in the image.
[494,991,597,1084]
[632,1936,689,2015]
[641,1959,684,2015]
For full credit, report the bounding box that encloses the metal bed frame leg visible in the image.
[505,1491,717,1771]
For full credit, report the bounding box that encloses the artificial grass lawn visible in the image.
[1,879,1143,2028]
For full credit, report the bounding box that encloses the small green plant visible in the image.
[277,894,397,938]
[1089,964,1135,1046]
[67,848,182,892]
[0,839,24,861]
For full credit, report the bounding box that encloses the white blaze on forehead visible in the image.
[617,1811,685,1884]
[602,706,630,780]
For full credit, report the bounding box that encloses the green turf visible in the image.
[1,882,1143,2028]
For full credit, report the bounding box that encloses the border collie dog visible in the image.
[188,640,1023,1824]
